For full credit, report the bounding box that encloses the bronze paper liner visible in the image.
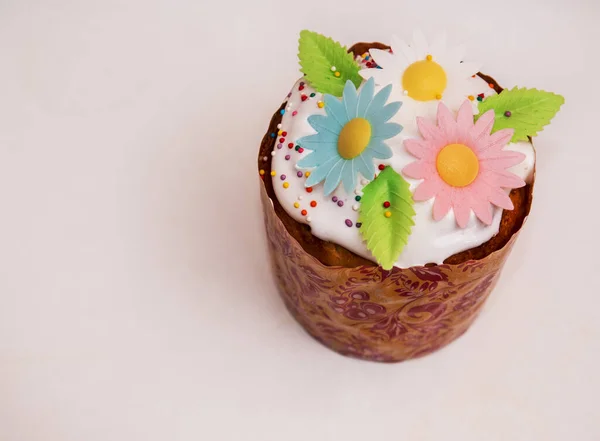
[260,183,530,362]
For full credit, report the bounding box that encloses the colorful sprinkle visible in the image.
[301,94,308,102]
[259,170,265,175]
[293,202,300,208]
[337,200,344,207]
[317,101,324,108]
[300,81,305,86]
[299,85,304,91]
[277,123,282,129]
[280,174,286,180]
[384,211,392,218]
[504,110,512,117]
[277,143,282,149]
[310,93,316,98]
[301,209,307,216]
[355,195,361,201]
[468,95,474,101]
[280,109,285,115]
[292,111,298,116]
[270,171,276,177]
[305,171,311,177]
[306,187,313,193]
[383,201,391,208]
[279,137,284,143]
[352,204,359,211]
[334,72,341,77]
[283,182,289,189]
[306,216,312,222]
[345,219,353,227]
[271,151,276,156]
[310,200,317,207]
[332,196,338,202]
[356,222,362,228]
[378,164,385,171]
[285,154,290,160]
[270,133,275,138]
[330,66,337,72]
[436,94,442,100]
[426,54,433,61]
[298,148,304,153]
[297,171,303,178]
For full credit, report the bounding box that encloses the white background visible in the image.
[1,0,599,439]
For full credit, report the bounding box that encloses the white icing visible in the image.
[270,73,535,268]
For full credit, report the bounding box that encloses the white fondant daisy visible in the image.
[360,31,482,135]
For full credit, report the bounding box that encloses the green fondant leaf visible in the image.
[358,166,416,270]
[298,30,362,97]
[477,87,565,142]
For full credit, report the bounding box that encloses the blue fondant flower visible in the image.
[297,77,402,195]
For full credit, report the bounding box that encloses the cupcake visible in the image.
[258,30,564,362]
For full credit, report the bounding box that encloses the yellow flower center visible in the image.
[402,56,447,101]
[337,118,372,159]
[436,143,479,187]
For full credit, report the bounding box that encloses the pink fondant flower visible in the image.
[403,100,526,228]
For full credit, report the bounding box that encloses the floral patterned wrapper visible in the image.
[260,181,531,362]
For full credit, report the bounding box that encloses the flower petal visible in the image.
[458,61,483,77]
[403,161,430,179]
[412,30,429,56]
[391,35,416,64]
[472,110,495,141]
[432,192,452,220]
[369,48,398,70]
[307,114,342,134]
[357,154,375,180]
[456,99,474,127]
[471,199,493,225]
[416,116,440,141]
[296,135,336,151]
[297,147,338,168]
[342,80,359,120]
[488,188,514,210]
[404,138,427,159]
[359,68,395,86]
[323,159,345,195]
[356,78,375,118]
[481,128,514,153]
[372,122,402,140]
[323,94,349,128]
[413,178,443,201]
[453,202,471,229]
[342,160,357,193]
[480,150,526,169]
[436,102,457,140]
[305,156,339,187]
[367,140,393,159]
[496,171,526,188]
[368,101,402,125]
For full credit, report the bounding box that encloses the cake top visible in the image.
[264,30,564,269]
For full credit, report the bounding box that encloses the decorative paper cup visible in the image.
[259,180,532,362]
